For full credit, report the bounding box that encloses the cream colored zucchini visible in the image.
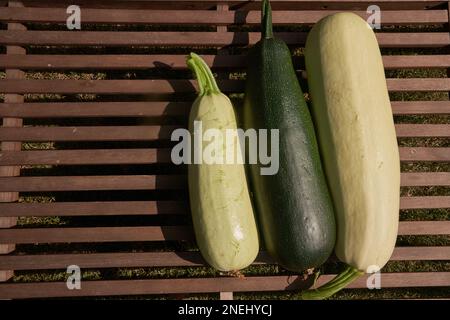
[186,53,259,271]
[303,13,400,299]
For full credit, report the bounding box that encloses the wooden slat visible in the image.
[0,8,447,25]
[1,79,449,94]
[0,173,447,192]
[395,124,450,137]
[0,31,448,47]
[0,251,210,270]
[0,149,172,165]
[401,172,450,186]
[0,201,188,217]
[0,175,187,192]
[0,124,446,142]
[0,272,449,299]
[382,55,450,69]
[0,247,448,271]
[1,54,449,70]
[387,78,450,91]
[0,126,179,141]
[0,79,215,94]
[1,147,448,166]
[391,101,450,115]
[399,147,450,161]
[0,101,448,119]
[15,0,450,11]
[391,247,450,260]
[0,102,191,118]
[0,196,447,217]
[400,196,450,209]
[398,221,450,235]
[0,221,447,244]
[0,226,195,244]
[0,0,26,282]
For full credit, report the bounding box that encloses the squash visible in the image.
[186,53,259,272]
[242,0,336,272]
[302,12,400,299]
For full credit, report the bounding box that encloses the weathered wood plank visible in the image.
[0,31,448,47]
[0,101,448,118]
[1,79,449,94]
[0,125,447,142]
[0,272,449,299]
[0,175,187,192]
[0,148,448,165]
[0,247,448,270]
[1,54,449,70]
[0,222,447,244]
[0,196,447,217]
[0,8,447,25]
[0,201,188,216]
[0,173,447,192]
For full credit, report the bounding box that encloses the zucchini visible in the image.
[303,13,400,299]
[242,0,336,272]
[187,53,259,272]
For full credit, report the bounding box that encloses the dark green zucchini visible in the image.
[242,0,335,271]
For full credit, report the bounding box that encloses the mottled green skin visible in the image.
[242,37,336,272]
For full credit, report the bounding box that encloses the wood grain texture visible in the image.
[1,54,449,70]
[0,173,447,192]
[0,201,188,216]
[0,247,448,270]
[0,0,26,282]
[0,31,448,47]
[0,196,447,217]
[0,148,448,165]
[13,0,449,11]
[0,8,447,25]
[0,102,191,118]
[0,175,187,192]
[0,222,447,244]
[0,101,448,118]
[391,101,450,115]
[0,149,172,165]
[26,122,448,142]
[0,125,180,141]
[0,272,449,299]
[1,79,449,94]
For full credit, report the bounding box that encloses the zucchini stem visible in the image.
[186,53,221,96]
[262,0,273,39]
[301,265,364,300]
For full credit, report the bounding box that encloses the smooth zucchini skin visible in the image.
[305,13,400,272]
[187,54,259,272]
[242,1,336,272]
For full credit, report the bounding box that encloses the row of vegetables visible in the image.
[186,0,400,299]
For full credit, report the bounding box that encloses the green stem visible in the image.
[186,52,221,96]
[301,265,364,300]
[262,0,273,39]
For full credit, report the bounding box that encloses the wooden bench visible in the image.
[0,0,449,299]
